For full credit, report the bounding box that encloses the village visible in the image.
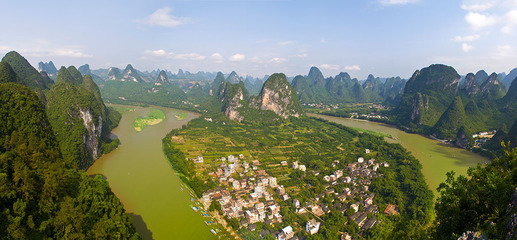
[196,149,399,240]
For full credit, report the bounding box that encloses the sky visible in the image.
[1,0,517,79]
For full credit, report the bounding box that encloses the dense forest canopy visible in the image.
[0,82,139,239]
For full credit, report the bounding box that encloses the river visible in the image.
[309,113,487,195]
[87,106,486,239]
[87,106,218,240]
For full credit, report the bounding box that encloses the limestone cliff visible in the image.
[462,73,480,97]
[218,81,249,121]
[396,64,460,129]
[215,73,303,121]
[80,108,102,160]
[479,72,506,99]
[253,73,304,118]
[121,64,143,82]
[155,70,169,84]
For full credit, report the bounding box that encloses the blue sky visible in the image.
[1,0,517,79]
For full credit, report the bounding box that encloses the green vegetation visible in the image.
[291,67,406,106]
[163,113,433,238]
[0,82,139,239]
[1,51,54,90]
[110,105,134,114]
[0,62,19,83]
[431,96,467,139]
[101,80,209,112]
[133,108,165,132]
[345,125,392,139]
[434,146,517,239]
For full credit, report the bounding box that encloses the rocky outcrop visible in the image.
[506,188,517,239]
[223,85,246,121]
[216,73,303,121]
[155,70,169,84]
[254,73,304,118]
[217,81,248,121]
[480,73,506,99]
[226,71,241,84]
[107,67,121,81]
[38,61,58,75]
[457,231,487,240]
[121,64,143,82]
[462,73,480,97]
[80,109,102,160]
[396,64,460,129]
[409,93,428,124]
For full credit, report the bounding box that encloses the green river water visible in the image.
[87,106,218,240]
[87,106,487,239]
[310,113,487,195]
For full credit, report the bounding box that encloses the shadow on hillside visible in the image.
[128,213,154,240]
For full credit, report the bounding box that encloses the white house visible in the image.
[306,219,321,235]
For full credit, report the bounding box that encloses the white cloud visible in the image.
[465,12,498,30]
[278,41,295,46]
[51,48,92,58]
[344,65,361,71]
[21,47,92,58]
[210,53,223,63]
[269,57,287,64]
[143,49,205,60]
[229,54,246,62]
[143,49,167,57]
[169,52,205,60]
[319,64,340,71]
[378,0,419,5]
[138,7,188,28]
[493,44,515,58]
[502,9,517,33]
[452,34,481,42]
[461,2,495,11]
[462,43,474,52]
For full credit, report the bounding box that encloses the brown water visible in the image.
[310,113,487,195]
[88,106,217,240]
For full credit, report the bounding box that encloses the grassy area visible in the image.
[346,126,392,139]
[109,104,134,114]
[133,108,165,132]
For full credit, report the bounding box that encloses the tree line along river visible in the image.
[88,106,486,239]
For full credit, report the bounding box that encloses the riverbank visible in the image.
[88,105,219,239]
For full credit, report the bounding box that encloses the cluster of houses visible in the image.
[298,150,396,237]
[350,112,388,119]
[198,150,399,239]
[201,155,289,231]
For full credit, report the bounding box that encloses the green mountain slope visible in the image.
[46,82,105,169]
[1,51,54,90]
[0,82,138,239]
[396,64,460,130]
[0,62,19,83]
[431,96,467,139]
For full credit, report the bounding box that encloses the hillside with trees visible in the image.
[0,82,139,239]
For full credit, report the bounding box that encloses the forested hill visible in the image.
[291,66,406,106]
[393,64,517,150]
[0,82,139,239]
[1,51,121,170]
